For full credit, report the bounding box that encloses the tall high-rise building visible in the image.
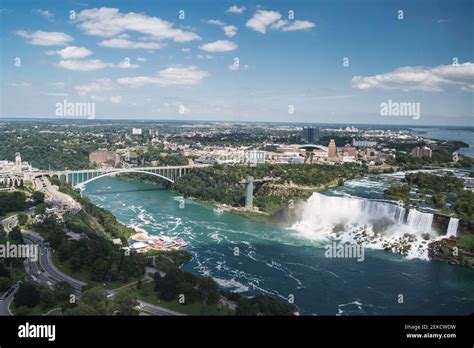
[302,127,319,144]
[132,128,142,136]
[328,139,337,157]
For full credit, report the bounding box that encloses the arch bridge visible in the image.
[47,165,207,188]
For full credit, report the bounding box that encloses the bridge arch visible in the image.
[74,169,175,188]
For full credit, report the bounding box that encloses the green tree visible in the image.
[111,289,139,315]
[14,283,40,308]
[32,191,45,205]
[17,213,28,226]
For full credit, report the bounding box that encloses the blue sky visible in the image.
[0,0,472,125]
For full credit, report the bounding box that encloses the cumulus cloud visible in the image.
[75,78,115,96]
[32,9,53,19]
[98,38,165,49]
[58,59,113,71]
[15,30,73,46]
[200,40,237,52]
[351,63,474,92]
[55,46,93,59]
[227,5,245,14]
[117,65,209,87]
[223,25,237,38]
[76,7,200,42]
[246,10,315,33]
[246,10,281,33]
[281,20,315,32]
[207,19,225,26]
[206,19,238,38]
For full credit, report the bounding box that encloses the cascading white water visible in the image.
[446,218,459,237]
[406,209,434,234]
[292,193,438,260]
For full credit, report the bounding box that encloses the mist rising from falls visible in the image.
[292,193,441,260]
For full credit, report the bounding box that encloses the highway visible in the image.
[22,231,86,292]
[0,283,19,316]
[137,300,184,316]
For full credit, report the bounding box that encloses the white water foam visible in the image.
[292,193,443,260]
[446,217,459,237]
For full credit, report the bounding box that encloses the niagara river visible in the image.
[82,174,474,315]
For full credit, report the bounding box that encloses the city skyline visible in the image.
[1,0,473,126]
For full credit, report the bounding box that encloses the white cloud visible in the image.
[207,19,225,26]
[98,38,165,49]
[181,48,190,53]
[48,82,65,88]
[75,78,115,96]
[117,59,139,69]
[46,92,68,97]
[15,30,73,46]
[90,95,106,101]
[9,82,32,87]
[281,20,315,32]
[58,59,113,71]
[117,65,209,87]
[246,10,281,33]
[32,9,53,19]
[197,54,213,60]
[55,46,93,59]
[351,62,474,92]
[227,5,245,14]
[206,19,238,38]
[200,40,237,52]
[90,95,122,103]
[223,25,237,38]
[137,57,146,62]
[246,10,315,33]
[76,7,200,42]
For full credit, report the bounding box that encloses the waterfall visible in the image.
[406,209,434,234]
[292,192,438,260]
[446,218,459,237]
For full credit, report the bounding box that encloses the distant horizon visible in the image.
[1,115,473,130]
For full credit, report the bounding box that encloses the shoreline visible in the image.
[104,169,474,268]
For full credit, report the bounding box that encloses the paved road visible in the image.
[2,215,18,232]
[0,284,19,316]
[22,231,86,291]
[137,300,183,316]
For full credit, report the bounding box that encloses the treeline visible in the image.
[149,250,298,315]
[405,172,465,193]
[34,215,146,283]
[51,176,136,241]
[384,172,474,222]
[0,191,27,216]
[387,140,473,170]
[384,184,410,203]
[172,163,367,210]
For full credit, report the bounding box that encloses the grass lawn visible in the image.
[132,282,234,316]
